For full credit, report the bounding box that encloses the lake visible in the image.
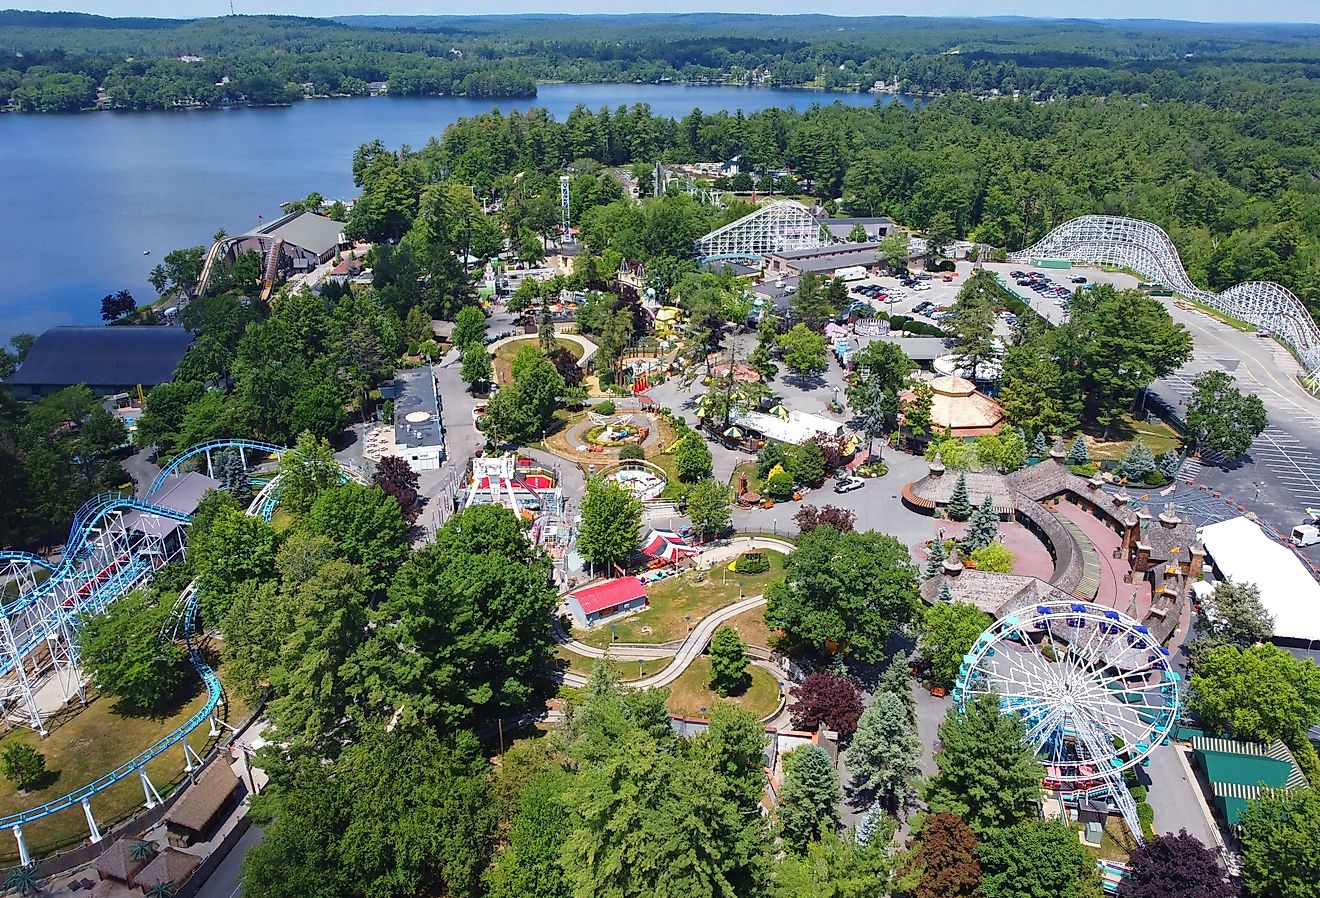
[0,83,911,339]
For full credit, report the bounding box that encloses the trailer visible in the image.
[835,265,868,282]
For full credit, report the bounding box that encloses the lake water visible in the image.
[0,83,910,339]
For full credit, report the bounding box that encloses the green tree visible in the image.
[3,865,42,897]
[1238,788,1320,898]
[485,767,573,898]
[778,744,841,854]
[1120,439,1158,482]
[452,305,487,348]
[538,306,557,353]
[778,324,829,377]
[925,212,956,259]
[460,342,492,390]
[675,432,714,482]
[947,473,972,521]
[189,505,279,625]
[277,431,342,516]
[577,477,642,573]
[266,560,370,753]
[766,526,920,661]
[848,223,869,243]
[686,477,732,540]
[794,439,827,487]
[0,744,46,791]
[1184,369,1269,460]
[1189,579,1274,669]
[961,495,999,552]
[1066,434,1090,466]
[921,602,992,686]
[946,272,999,379]
[708,625,750,696]
[978,819,1100,898]
[77,589,185,709]
[791,272,833,330]
[845,691,920,810]
[922,695,1044,835]
[847,341,913,409]
[1189,642,1320,744]
[771,828,890,898]
[879,231,911,269]
[749,343,779,383]
[923,537,946,579]
[904,382,935,443]
[305,483,410,597]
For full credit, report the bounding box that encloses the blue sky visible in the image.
[20,1,1320,22]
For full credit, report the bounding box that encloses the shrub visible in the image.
[765,469,796,501]
[733,550,770,574]
[595,400,616,416]
[618,444,645,461]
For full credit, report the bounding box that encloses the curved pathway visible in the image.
[486,332,599,369]
[553,536,797,688]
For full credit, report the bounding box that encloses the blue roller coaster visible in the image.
[0,439,301,863]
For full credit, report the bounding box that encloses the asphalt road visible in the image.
[193,825,264,898]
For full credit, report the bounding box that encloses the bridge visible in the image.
[1011,215,1320,384]
[695,200,826,263]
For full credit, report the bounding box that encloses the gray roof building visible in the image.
[818,217,896,241]
[249,210,346,258]
[5,326,194,397]
[391,366,444,471]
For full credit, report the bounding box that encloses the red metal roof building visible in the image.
[567,577,648,629]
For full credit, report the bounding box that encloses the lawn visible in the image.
[573,550,787,649]
[729,462,760,494]
[492,337,583,386]
[1183,299,1258,333]
[0,650,251,863]
[554,646,671,682]
[722,605,776,651]
[664,657,782,720]
[1081,415,1181,462]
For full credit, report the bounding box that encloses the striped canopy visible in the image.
[641,528,699,562]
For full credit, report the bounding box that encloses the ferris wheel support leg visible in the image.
[82,798,102,843]
[13,826,30,867]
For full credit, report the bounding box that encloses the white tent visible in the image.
[1198,516,1320,644]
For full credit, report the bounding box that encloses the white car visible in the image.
[834,476,865,494]
[912,283,931,292]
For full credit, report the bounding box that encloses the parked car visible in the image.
[1010,270,1025,278]
[834,476,865,494]
[1070,276,1088,283]
[913,283,932,292]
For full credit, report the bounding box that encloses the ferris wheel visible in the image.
[953,600,1181,841]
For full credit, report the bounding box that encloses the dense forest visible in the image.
[390,94,1320,316]
[2,11,1319,111]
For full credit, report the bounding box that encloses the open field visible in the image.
[0,650,250,863]
[664,657,781,720]
[573,550,786,648]
[1082,415,1181,461]
[721,605,775,650]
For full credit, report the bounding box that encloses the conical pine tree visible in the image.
[963,495,998,552]
[1032,432,1048,457]
[1158,449,1181,480]
[1065,435,1090,466]
[938,579,955,603]
[924,538,947,579]
[947,474,972,521]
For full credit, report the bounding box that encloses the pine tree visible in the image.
[1065,435,1089,466]
[1158,449,1182,480]
[938,580,955,603]
[880,657,915,723]
[947,474,972,521]
[962,495,998,553]
[923,538,946,579]
[856,799,884,846]
[845,691,921,811]
[213,448,252,502]
[1031,432,1048,457]
[778,744,841,854]
[1120,439,1157,482]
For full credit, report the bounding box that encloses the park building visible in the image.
[763,242,886,279]
[816,216,896,242]
[373,366,445,473]
[4,325,194,399]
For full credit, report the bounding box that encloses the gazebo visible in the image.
[904,374,1005,437]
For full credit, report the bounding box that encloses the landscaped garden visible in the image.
[492,337,584,386]
[663,657,782,720]
[573,550,787,649]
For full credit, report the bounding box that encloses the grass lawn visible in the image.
[0,650,251,863]
[722,605,775,650]
[1081,415,1181,462]
[554,646,671,682]
[1183,299,1258,333]
[492,337,583,386]
[574,551,786,648]
[268,507,296,531]
[729,462,760,494]
[664,657,782,720]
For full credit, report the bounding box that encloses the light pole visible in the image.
[1253,482,1262,510]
